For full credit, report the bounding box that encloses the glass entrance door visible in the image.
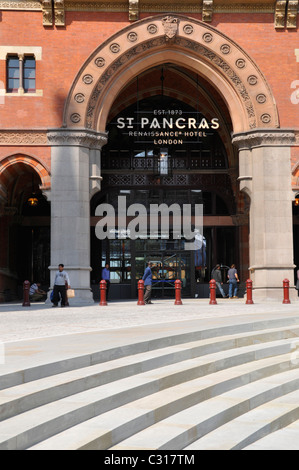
[135,247,191,299]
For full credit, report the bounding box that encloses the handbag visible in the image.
[67,289,75,298]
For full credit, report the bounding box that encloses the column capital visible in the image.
[232,128,295,150]
[47,128,108,149]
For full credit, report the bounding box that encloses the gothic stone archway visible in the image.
[49,14,295,302]
[64,14,279,134]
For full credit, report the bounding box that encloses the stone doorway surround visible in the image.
[48,14,295,303]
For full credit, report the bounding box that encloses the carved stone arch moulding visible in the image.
[64,14,279,134]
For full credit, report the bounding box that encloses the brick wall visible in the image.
[0,10,298,131]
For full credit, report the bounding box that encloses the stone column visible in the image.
[47,129,107,305]
[18,54,24,94]
[233,129,296,301]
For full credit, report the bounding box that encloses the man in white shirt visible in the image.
[52,264,71,307]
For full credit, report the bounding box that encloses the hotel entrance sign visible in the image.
[116,109,220,146]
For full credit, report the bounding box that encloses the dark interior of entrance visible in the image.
[90,70,241,299]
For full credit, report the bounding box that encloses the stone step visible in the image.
[110,368,299,450]
[29,352,297,450]
[1,337,296,450]
[2,315,299,391]
[185,389,299,450]
[1,317,299,450]
[244,419,299,450]
[1,324,298,422]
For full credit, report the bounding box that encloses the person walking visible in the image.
[296,267,299,297]
[211,264,227,298]
[102,263,111,300]
[227,264,239,298]
[52,264,71,307]
[143,262,153,304]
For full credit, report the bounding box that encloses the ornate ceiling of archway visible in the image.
[64,14,279,134]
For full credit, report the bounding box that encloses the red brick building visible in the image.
[0,0,298,303]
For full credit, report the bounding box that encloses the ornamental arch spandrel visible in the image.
[63,14,279,135]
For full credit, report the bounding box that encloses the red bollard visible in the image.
[99,280,108,306]
[246,279,254,304]
[283,279,291,304]
[174,279,183,305]
[22,280,31,307]
[209,279,217,305]
[137,279,145,305]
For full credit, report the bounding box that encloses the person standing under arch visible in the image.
[227,264,239,299]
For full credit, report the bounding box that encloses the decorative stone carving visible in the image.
[41,0,53,26]
[256,93,267,104]
[54,0,65,26]
[47,129,108,149]
[95,57,105,68]
[286,0,298,28]
[202,32,213,43]
[202,0,213,22]
[183,24,194,35]
[232,130,295,150]
[220,44,231,55]
[275,0,287,28]
[127,32,138,42]
[129,0,139,21]
[110,43,121,53]
[236,58,246,69]
[247,75,258,86]
[260,113,271,124]
[0,130,48,145]
[74,93,85,103]
[82,74,93,84]
[162,16,179,42]
[0,1,41,8]
[70,113,81,123]
[147,24,158,34]
[65,15,279,132]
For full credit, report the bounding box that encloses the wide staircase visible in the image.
[1,315,299,450]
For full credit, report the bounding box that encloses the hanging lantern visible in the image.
[27,174,39,207]
[27,194,39,206]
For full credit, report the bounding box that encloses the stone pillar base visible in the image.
[46,288,95,306]
[252,287,298,303]
[48,266,95,306]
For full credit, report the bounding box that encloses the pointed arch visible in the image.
[63,14,279,134]
[0,154,51,191]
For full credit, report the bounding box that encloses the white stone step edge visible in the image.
[243,418,299,450]
[0,339,296,450]
[29,353,298,451]
[110,369,299,451]
[2,315,299,391]
[1,325,299,422]
[185,389,299,450]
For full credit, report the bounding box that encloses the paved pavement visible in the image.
[0,298,298,378]
[0,297,298,343]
